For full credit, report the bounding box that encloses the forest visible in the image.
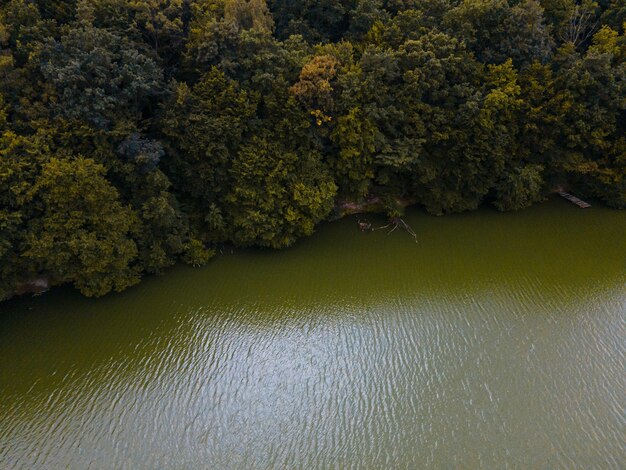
[0,0,624,300]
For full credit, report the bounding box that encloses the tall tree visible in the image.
[24,157,140,297]
[225,0,274,33]
[444,0,554,66]
[226,134,337,248]
[161,67,256,240]
[36,20,163,128]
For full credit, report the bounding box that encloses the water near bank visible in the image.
[1,199,625,468]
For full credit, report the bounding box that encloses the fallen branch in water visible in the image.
[367,217,418,243]
[358,219,372,231]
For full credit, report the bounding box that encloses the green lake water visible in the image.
[1,199,625,469]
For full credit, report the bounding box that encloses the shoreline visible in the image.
[3,193,610,304]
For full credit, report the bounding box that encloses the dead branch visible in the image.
[368,217,418,243]
[560,5,599,47]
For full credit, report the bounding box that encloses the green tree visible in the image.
[128,0,185,56]
[161,67,256,239]
[226,135,337,248]
[268,0,357,42]
[36,21,163,128]
[480,59,545,211]
[395,32,489,213]
[24,157,140,297]
[493,164,545,211]
[599,0,626,32]
[444,0,554,66]
[115,134,197,273]
[552,29,626,207]
[225,0,274,33]
[331,106,377,197]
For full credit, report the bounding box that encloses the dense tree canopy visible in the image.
[0,0,623,300]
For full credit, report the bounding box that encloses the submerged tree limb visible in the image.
[366,217,418,243]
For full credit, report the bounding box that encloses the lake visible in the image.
[1,199,625,468]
